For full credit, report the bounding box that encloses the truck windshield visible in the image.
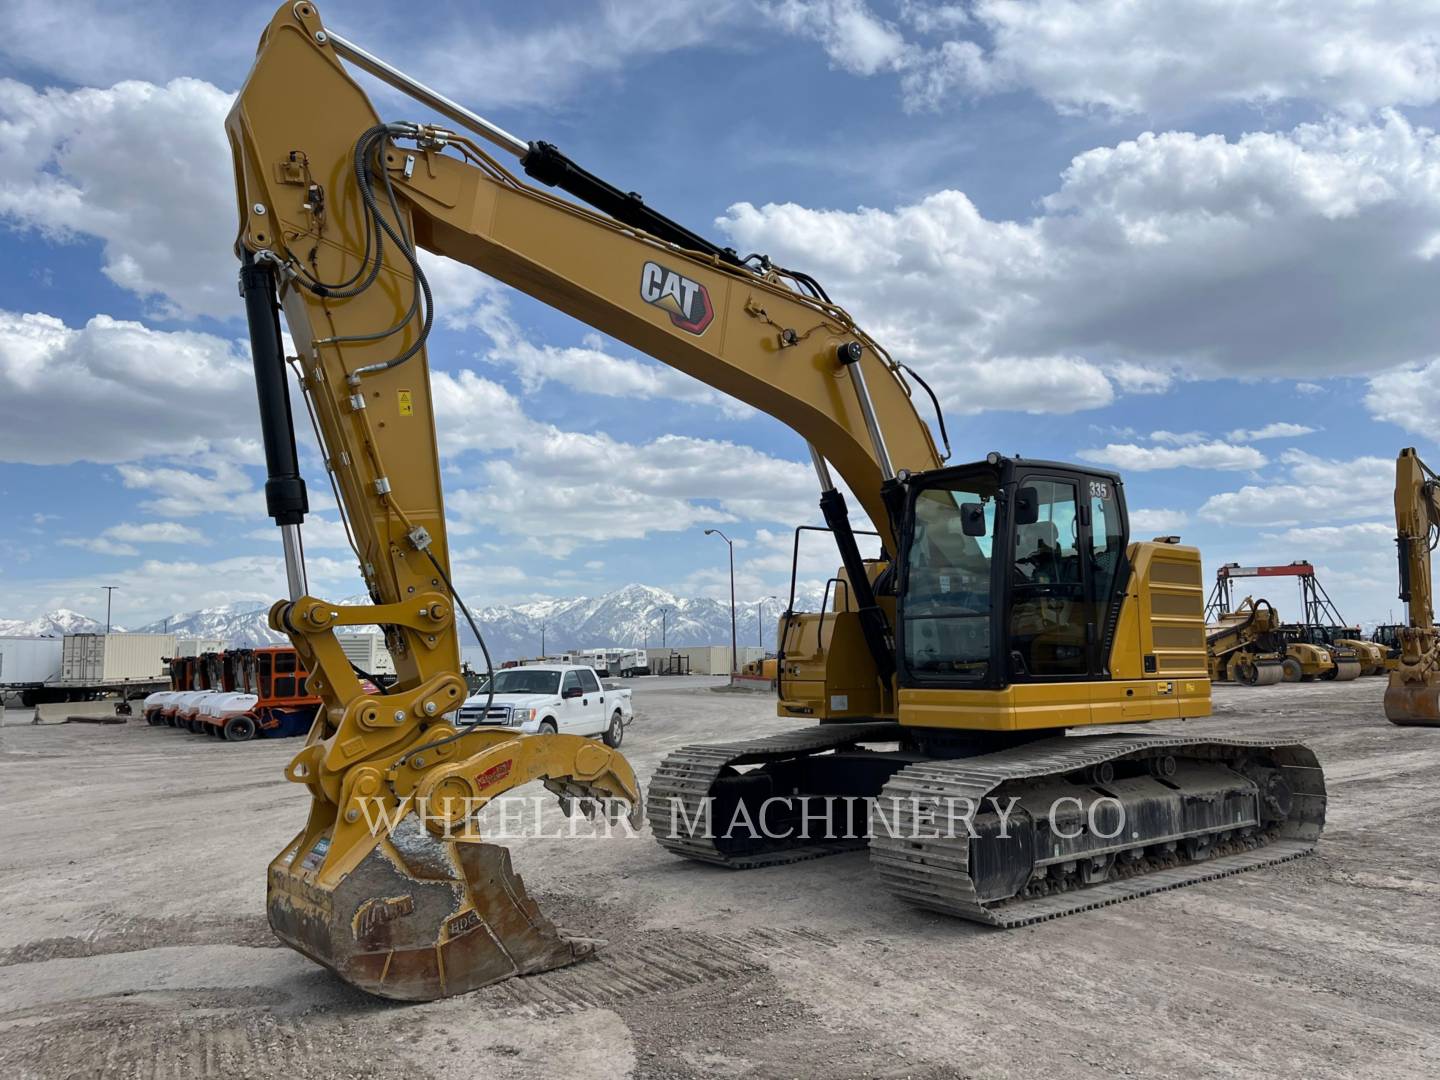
[903,474,999,681]
[492,669,562,695]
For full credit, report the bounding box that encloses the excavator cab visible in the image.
[897,457,1127,690]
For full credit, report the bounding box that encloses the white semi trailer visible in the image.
[0,637,64,705]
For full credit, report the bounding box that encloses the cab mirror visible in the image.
[959,503,987,536]
[563,686,584,699]
[1015,487,1040,526]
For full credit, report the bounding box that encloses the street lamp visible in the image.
[101,585,119,634]
[758,595,777,648]
[703,529,738,674]
[658,606,671,648]
[540,619,546,657]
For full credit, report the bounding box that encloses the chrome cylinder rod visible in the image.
[327,31,529,158]
[281,524,309,600]
[838,343,894,480]
[807,443,836,493]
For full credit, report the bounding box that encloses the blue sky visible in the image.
[3,0,1440,628]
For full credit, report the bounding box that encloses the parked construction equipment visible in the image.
[1276,628,1348,681]
[1322,627,1386,676]
[1371,624,1403,671]
[143,647,321,740]
[1385,447,1440,725]
[1205,597,1285,685]
[1209,562,1364,681]
[227,2,1323,1001]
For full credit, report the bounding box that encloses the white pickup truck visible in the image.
[456,664,631,748]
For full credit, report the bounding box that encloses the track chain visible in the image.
[646,722,904,868]
[869,732,1325,926]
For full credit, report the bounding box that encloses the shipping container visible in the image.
[338,632,395,675]
[0,636,64,686]
[174,637,224,658]
[61,633,177,683]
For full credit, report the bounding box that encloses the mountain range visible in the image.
[2,585,817,661]
[0,609,122,637]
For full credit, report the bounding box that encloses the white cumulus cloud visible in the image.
[1226,422,1319,442]
[1129,508,1191,534]
[1200,451,1392,525]
[719,112,1440,399]
[0,77,237,320]
[1077,441,1265,472]
[0,310,257,465]
[775,1,1440,117]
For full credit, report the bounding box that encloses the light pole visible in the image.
[101,586,119,634]
[540,619,546,657]
[659,606,671,648]
[758,595,777,648]
[703,529,738,674]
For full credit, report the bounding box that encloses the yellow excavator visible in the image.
[1385,447,1440,725]
[228,2,1327,1001]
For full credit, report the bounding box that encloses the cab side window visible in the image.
[1088,479,1124,606]
[562,670,584,696]
[580,669,602,694]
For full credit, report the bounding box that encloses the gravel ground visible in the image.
[1,675,1437,1079]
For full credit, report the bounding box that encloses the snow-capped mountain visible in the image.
[464,583,816,659]
[132,595,379,646]
[135,600,286,646]
[0,608,117,637]
[5,585,818,659]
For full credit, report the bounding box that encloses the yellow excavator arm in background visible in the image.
[1386,446,1440,726]
[227,2,941,1001]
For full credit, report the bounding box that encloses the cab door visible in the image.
[1006,475,1090,680]
[1006,470,1127,683]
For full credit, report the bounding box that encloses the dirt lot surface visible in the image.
[3,675,1438,1079]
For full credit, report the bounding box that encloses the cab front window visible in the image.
[902,474,998,681]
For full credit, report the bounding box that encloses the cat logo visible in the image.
[640,260,714,335]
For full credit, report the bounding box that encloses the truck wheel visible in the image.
[224,715,257,742]
[1280,658,1303,682]
[539,720,558,736]
[20,690,36,708]
[603,710,624,749]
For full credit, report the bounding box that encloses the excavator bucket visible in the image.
[269,732,642,1001]
[1384,679,1440,727]
[271,824,591,1001]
